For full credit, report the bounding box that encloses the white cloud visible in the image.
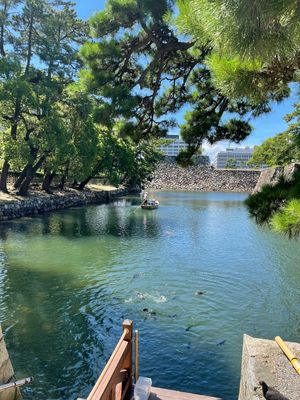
[202,140,228,163]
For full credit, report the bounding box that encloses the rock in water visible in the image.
[259,381,289,400]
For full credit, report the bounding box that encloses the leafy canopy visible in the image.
[246,99,300,237]
[80,0,273,166]
[0,0,162,194]
[176,0,300,100]
[249,133,300,168]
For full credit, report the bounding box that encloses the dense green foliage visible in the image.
[246,171,300,236]
[225,158,237,169]
[0,0,162,195]
[176,0,300,237]
[79,0,271,166]
[176,0,300,101]
[1,0,298,213]
[246,168,300,238]
[271,199,300,238]
[246,100,300,237]
[249,133,300,168]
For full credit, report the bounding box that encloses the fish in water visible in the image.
[142,308,156,316]
[217,340,226,346]
[133,272,144,279]
[259,381,289,400]
[195,291,205,296]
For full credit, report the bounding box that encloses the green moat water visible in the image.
[0,191,300,400]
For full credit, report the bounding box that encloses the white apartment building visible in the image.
[159,135,189,157]
[215,147,254,169]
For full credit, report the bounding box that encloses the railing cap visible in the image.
[122,320,133,341]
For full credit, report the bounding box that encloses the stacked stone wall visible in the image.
[0,188,129,221]
[253,163,300,193]
[147,162,261,192]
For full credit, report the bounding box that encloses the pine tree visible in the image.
[176,0,300,100]
[80,0,270,167]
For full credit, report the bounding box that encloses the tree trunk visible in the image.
[24,14,33,75]
[11,97,21,140]
[49,171,56,185]
[78,176,92,190]
[0,3,8,57]
[14,164,30,189]
[42,169,53,194]
[15,144,39,189]
[59,175,66,190]
[0,160,10,193]
[17,165,34,196]
[58,163,69,189]
[120,173,128,185]
[17,154,47,196]
[0,24,5,57]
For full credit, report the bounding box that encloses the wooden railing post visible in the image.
[122,320,133,342]
[122,320,133,394]
[134,330,139,383]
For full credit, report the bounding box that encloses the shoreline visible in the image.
[146,187,252,193]
[0,185,133,222]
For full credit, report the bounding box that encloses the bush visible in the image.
[271,199,300,238]
[245,170,300,237]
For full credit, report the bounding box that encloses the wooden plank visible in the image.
[149,387,222,400]
[88,341,130,400]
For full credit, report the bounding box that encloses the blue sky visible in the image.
[74,0,105,19]
[73,0,299,156]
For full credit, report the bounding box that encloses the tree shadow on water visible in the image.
[0,202,161,240]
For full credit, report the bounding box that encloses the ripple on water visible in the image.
[0,191,300,400]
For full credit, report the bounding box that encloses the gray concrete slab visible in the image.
[239,334,300,400]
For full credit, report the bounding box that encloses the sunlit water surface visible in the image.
[0,191,300,400]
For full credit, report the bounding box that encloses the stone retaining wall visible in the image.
[147,162,261,192]
[253,163,300,193]
[239,335,300,400]
[0,187,130,221]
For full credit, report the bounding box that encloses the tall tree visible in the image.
[0,0,23,191]
[80,0,267,165]
[0,0,88,194]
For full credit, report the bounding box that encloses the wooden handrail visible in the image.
[86,320,133,400]
[87,330,128,398]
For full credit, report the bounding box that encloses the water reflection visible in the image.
[0,199,161,240]
[0,192,299,400]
